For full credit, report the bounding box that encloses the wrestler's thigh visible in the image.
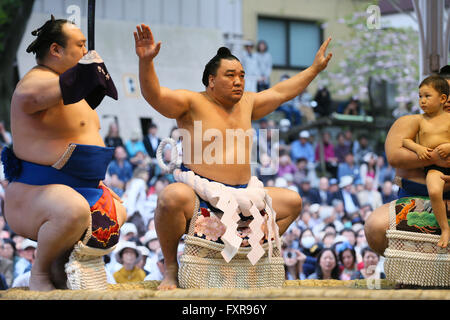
[364,202,390,256]
[265,187,302,235]
[4,182,91,240]
[157,182,197,221]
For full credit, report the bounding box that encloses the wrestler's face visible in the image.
[419,84,447,115]
[59,23,88,71]
[210,59,245,105]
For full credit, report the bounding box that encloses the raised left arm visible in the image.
[251,37,332,120]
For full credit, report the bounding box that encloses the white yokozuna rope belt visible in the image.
[156,137,281,265]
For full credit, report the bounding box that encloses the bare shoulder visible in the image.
[398,114,422,122]
[241,91,256,109]
[391,114,422,129]
[173,88,197,96]
[387,114,422,143]
[22,67,57,82]
[242,91,256,103]
[188,90,207,100]
[15,67,56,92]
[175,89,206,107]
[242,91,257,100]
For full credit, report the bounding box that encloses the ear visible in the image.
[48,42,63,58]
[441,94,448,104]
[208,75,215,88]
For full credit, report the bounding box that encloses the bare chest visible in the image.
[183,97,252,134]
[418,115,450,147]
[12,99,101,140]
[419,116,450,136]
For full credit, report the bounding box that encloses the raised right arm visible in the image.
[135,24,191,119]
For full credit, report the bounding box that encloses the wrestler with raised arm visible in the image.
[3,17,127,291]
[134,24,332,289]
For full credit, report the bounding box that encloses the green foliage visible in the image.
[0,0,23,54]
[317,8,420,110]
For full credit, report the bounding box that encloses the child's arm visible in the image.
[402,138,433,160]
[435,143,450,159]
[386,115,449,169]
[400,115,433,160]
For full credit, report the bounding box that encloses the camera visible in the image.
[283,250,297,260]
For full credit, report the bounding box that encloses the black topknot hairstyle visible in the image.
[202,47,240,87]
[26,15,73,60]
[439,65,450,80]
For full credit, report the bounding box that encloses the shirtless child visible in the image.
[402,75,450,248]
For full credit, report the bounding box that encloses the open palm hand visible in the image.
[311,37,333,73]
[134,24,161,60]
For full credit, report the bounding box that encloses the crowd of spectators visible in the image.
[0,40,396,288]
[254,109,395,280]
[0,113,394,288]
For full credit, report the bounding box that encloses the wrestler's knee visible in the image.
[4,183,90,235]
[156,183,196,215]
[281,189,303,219]
[51,186,91,231]
[266,187,302,219]
[291,192,303,217]
[364,203,390,256]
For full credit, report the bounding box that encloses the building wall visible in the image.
[241,0,370,94]
[17,0,378,140]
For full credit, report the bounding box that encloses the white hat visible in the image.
[115,241,142,264]
[143,230,158,245]
[299,130,310,138]
[334,235,349,245]
[309,203,321,214]
[363,152,377,163]
[280,119,291,133]
[339,175,353,188]
[243,39,255,46]
[280,118,291,127]
[120,223,138,237]
[283,173,294,182]
[137,245,150,257]
[352,223,364,233]
[130,129,141,141]
[275,177,288,188]
[319,206,334,220]
[20,239,37,250]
